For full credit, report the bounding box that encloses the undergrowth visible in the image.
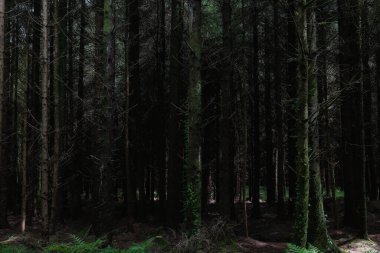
[0,235,166,253]
[286,244,322,253]
[172,219,236,253]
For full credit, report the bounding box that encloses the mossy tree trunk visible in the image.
[307,3,340,251]
[292,0,309,247]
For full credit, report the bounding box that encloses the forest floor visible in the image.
[1,200,380,252]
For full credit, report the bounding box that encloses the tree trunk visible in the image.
[287,0,298,215]
[292,0,309,247]
[338,0,368,238]
[155,0,167,221]
[51,0,61,231]
[40,0,50,236]
[0,0,8,228]
[167,0,184,227]
[71,0,86,218]
[128,0,145,221]
[184,0,202,231]
[307,4,340,251]
[250,0,261,218]
[124,0,135,227]
[219,0,234,220]
[264,23,275,204]
[362,0,376,200]
[274,0,286,218]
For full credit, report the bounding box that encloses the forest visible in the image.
[1,0,380,252]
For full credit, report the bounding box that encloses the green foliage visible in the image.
[285,244,322,253]
[0,245,35,253]
[42,235,166,253]
[126,236,167,253]
[43,235,103,253]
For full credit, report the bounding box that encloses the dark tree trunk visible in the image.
[250,0,261,218]
[167,0,185,227]
[362,0,377,200]
[219,0,234,220]
[154,0,167,221]
[274,0,285,218]
[128,0,145,221]
[71,0,86,219]
[286,0,298,215]
[264,23,275,204]
[338,0,368,238]
[0,0,8,229]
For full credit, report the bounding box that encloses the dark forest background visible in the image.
[0,0,380,252]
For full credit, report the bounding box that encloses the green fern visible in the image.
[43,235,104,253]
[42,235,166,253]
[126,236,167,253]
[285,243,322,253]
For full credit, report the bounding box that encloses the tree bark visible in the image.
[0,0,8,228]
[307,4,340,251]
[274,0,286,218]
[167,0,185,227]
[292,0,309,247]
[40,0,50,236]
[250,0,261,218]
[264,23,275,204]
[50,0,61,231]
[184,0,202,230]
[219,0,234,220]
[362,0,376,200]
[338,0,368,238]
[287,0,298,215]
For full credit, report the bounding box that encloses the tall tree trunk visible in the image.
[72,0,86,218]
[307,4,339,251]
[250,0,261,218]
[362,0,376,200]
[184,0,202,230]
[274,0,286,218]
[264,23,275,204]
[338,0,368,238]
[51,0,61,231]
[157,0,166,221]
[27,0,41,225]
[292,0,309,247]
[124,0,135,226]
[128,0,145,221]
[287,0,298,214]
[40,0,50,236]
[0,0,8,228]
[92,0,116,236]
[167,0,184,227]
[219,0,234,220]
